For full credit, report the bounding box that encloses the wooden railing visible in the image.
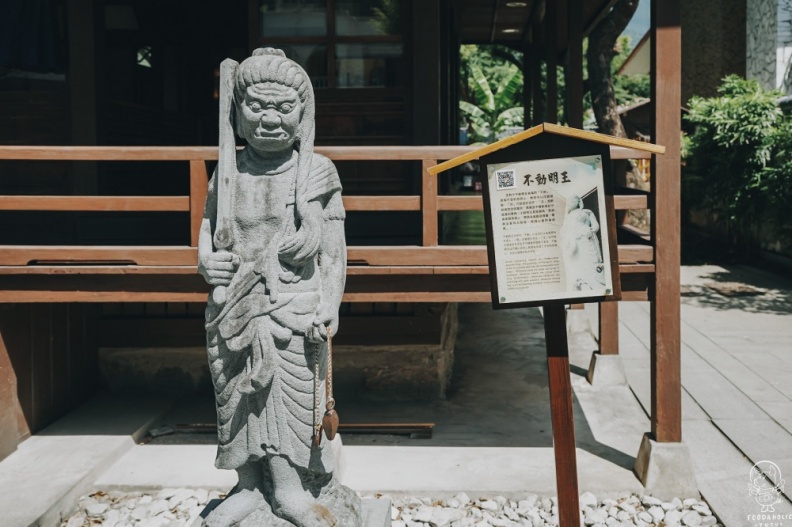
[0,145,655,302]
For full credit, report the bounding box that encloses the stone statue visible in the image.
[560,195,607,291]
[197,48,361,527]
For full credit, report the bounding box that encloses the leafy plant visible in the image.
[683,75,792,230]
[459,61,524,144]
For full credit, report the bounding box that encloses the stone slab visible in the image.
[684,419,792,527]
[0,396,172,527]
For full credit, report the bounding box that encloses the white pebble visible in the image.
[86,502,109,518]
[648,505,665,523]
[682,511,703,527]
[580,492,598,509]
[691,504,711,515]
[665,509,683,527]
[413,505,434,522]
[65,513,87,527]
[642,495,662,507]
[455,493,471,505]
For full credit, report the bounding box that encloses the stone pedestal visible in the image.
[634,433,699,500]
[586,352,628,386]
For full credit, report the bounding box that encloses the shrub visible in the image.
[683,75,792,229]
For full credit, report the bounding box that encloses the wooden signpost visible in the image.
[430,123,664,527]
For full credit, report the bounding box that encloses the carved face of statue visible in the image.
[237,82,302,154]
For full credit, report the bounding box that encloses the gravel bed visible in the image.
[60,489,722,527]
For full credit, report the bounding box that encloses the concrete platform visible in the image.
[0,395,172,527]
[94,304,645,499]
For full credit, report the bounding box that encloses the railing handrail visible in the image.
[0,144,653,266]
[0,144,649,161]
[0,145,476,162]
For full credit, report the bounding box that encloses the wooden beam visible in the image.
[347,246,489,267]
[0,145,478,162]
[650,0,682,443]
[614,194,648,210]
[437,195,482,211]
[0,196,189,212]
[0,244,652,269]
[0,247,198,266]
[344,196,420,211]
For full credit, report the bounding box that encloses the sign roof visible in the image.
[428,123,665,175]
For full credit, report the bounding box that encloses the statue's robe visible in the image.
[560,207,606,291]
[204,150,344,473]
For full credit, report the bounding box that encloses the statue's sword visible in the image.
[212,58,239,306]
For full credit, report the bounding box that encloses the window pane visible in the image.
[335,0,401,36]
[279,45,328,89]
[336,43,402,88]
[260,0,327,37]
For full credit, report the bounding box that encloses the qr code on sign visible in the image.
[496,169,515,190]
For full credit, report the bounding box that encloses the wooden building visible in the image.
[0,0,685,495]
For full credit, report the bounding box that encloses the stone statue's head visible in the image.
[566,195,583,213]
[234,48,321,267]
[234,48,314,155]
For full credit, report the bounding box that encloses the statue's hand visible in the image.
[306,310,338,343]
[199,251,240,286]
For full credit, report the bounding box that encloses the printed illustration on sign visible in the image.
[487,154,612,304]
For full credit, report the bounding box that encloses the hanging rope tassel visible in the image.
[322,326,339,441]
[313,326,339,447]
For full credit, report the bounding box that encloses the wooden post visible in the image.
[545,1,558,124]
[543,304,581,527]
[531,18,544,125]
[598,302,619,355]
[422,160,439,246]
[565,0,584,129]
[189,160,209,247]
[650,0,682,443]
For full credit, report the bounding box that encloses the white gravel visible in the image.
[60,489,723,527]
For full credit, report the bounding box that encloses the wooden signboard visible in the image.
[482,153,616,308]
[430,124,664,527]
